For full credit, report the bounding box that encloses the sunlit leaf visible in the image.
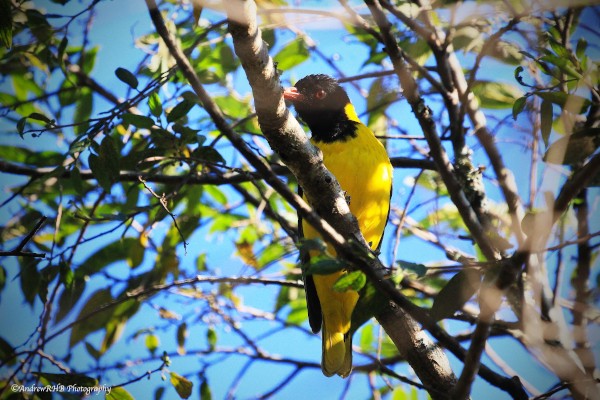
[286,298,308,325]
[472,81,523,109]
[146,334,160,355]
[359,323,374,352]
[107,387,135,400]
[206,327,217,351]
[148,91,163,117]
[169,372,193,399]
[273,38,309,70]
[235,240,259,269]
[333,270,366,292]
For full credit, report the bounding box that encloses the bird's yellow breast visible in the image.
[304,103,392,252]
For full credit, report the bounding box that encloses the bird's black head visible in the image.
[283,74,356,142]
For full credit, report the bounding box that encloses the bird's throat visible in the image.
[305,103,361,144]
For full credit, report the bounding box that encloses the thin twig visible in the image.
[0,216,47,258]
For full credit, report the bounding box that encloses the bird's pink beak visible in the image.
[283,86,305,102]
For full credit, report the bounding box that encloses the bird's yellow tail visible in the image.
[314,271,359,377]
[321,319,353,377]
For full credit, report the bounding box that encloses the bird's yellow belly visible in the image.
[301,125,392,377]
[306,134,392,252]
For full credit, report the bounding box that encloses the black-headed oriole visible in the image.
[284,74,393,377]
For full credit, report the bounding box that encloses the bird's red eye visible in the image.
[314,89,326,100]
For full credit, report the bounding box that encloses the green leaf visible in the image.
[534,91,591,114]
[359,323,374,352]
[57,36,68,62]
[146,334,160,355]
[576,38,587,60]
[176,322,188,355]
[73,88,93,134]
[472,81,523,109]
[28,112,51,123]
[122,113,155,129]
[514,65,525,86]
[206,327,217,351]
[69,288,114,346]
[0,0,13,49]
[200,378,212,400]
[193,146,225,164]
[512,96,527,120]
[273,38,309,70]
[148,92,163,117]
[204,185,227,206]
[198,70,220,84]
[58,261,73,289]
[155,387,166,400]
[115,67,139,89]
[169,372,193,399]
[88,153,108,190]
[333,270,366,292]
[167,100,195,123]
[74,238,140,279]
[430,269,482,322]
[55,278,86,323]
[107,387,135,400]
[88,135,120,192]
[84,341,102,361]
[219,44,236,73]
[20,258,40,306]
[286,298,308,325]
[58,79,78,107]
[33,372,98,387]
[540,99,553,147]
[16,117,26,135]
[398,260,427,278]
[25,9,51,43]
[306,257,345,275]
[69,165,84,195]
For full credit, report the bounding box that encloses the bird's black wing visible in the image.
[298,185,322,334]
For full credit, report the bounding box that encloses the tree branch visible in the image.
[0,216,47,258]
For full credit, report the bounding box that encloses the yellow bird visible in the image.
[284,74,393,377]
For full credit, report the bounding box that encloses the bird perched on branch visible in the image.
[283,74,393,378]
